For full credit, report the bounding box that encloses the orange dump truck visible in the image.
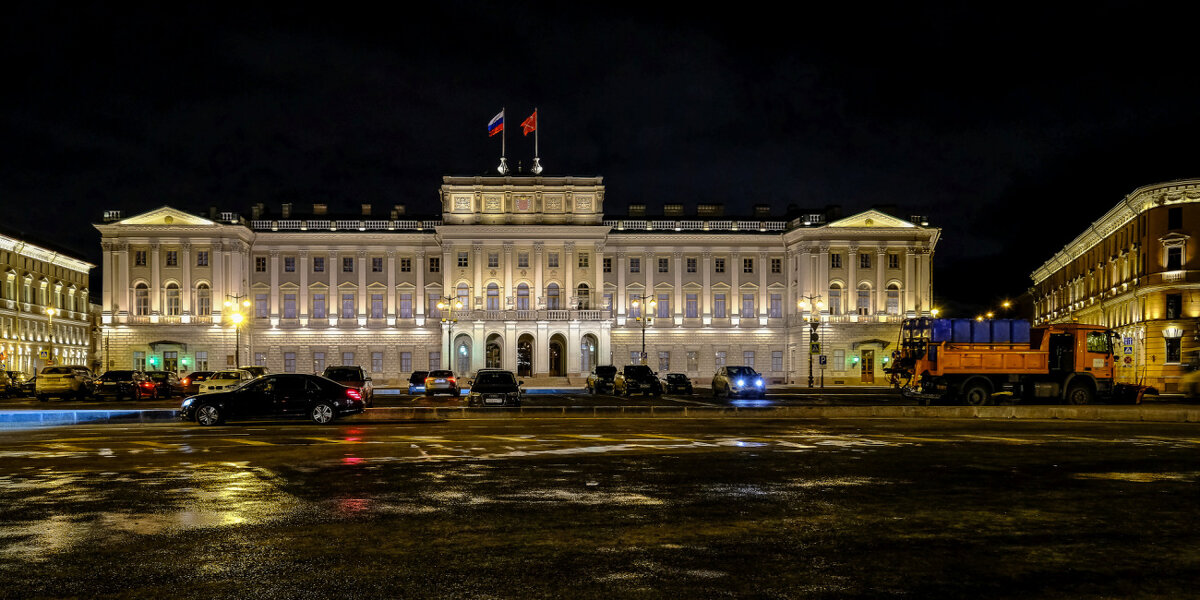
[888,318,1146,405]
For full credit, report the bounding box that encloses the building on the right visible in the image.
[1031,179,1200,392]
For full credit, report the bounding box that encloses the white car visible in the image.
[199,369,254,394]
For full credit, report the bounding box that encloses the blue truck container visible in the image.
[926,318,1032,344]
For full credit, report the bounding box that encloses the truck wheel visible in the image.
[1065,384,1094,405]
[961,382,991,406]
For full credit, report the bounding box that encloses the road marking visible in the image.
[223,438,276,446]
[959,435,1039,444]
[483,435,535,442]
[132,441,180,449]
[40,443,89,452]
[632,434,692,441]
[303,437,363,444]
[560,434,625,441]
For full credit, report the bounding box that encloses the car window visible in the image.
[727,367,757,377]
[409,371,428,383]
[595,366,616,376]
[475,371,516,385]
[324,367,362,380]
[429,370,453,378]
[101,371,134,381]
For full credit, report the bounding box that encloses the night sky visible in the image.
[4,2,1198,316]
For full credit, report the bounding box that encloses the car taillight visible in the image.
[141,382,155,388]
[425,377,433,384]
[448,377,456,385]
[181,378,190,386]
[346,388,362,401]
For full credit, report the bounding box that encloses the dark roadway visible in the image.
[1,417,1199,599]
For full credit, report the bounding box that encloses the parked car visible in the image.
[711,366,766,400]
[36,365,95,401]
[238,365,270,379]
[424,369,460,397]
[145,370,185,399]
[586,365,618,394]
[200,369,255,393]
[664,373,694,394]
[613,364,663,397]
[179,373,366,425]
[408,370,429,395]
[0,371,31,398]
[94,370,157,400]
[322,365,374,407]
[180,371,214,396]
[466,369,523,406]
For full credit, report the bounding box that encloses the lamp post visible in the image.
[224,295,251,367]
[630,294,657,365]
[436,296,463,374]
[45,306,57,366]
[797,295,824,388]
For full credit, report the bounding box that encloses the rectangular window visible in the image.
[428,294,441,319]
[518,252,529,268]
[372,257,383,272]
[400,258,412,272]
[888,253,900,269]
[429,257,440,272]
[834,349,845,371]
[166,251,178,267]
[857,289,871,315]
[342,351,354,366]
[629,295,642,319]
[578,252,589,268]
[658,351,670,373]
[254,352,266,367]
[457,252,469,268]
[886,288,900,315]
[284,352,296,373]
[657,294,670,318]
[399,352,412,373]
[488,253,499,268]
[255,256,267,272]
[135,250,147,266]
[255,294,268,318]
[686,351,698,372]
[371,293,384,319]
[769,293,782,318]
[743,258,754,273]
[686,293,698,318]
[284,256,295,272]
[195,351,208,371]
[770,258,781,274]
[548,252,559,268]
[831,254,842,269]
[715,258,725,273]
[630,258,640,273]
[341,293,355,319]
[429,351,441,371]
[1168,206,1183,230]
[772,351,783,372]
[372,351,384,373]
[313,352,326,373]
[196,251,209,267]
[686,257,697,273]
[312,293,326,319]
[1166,294,1182,319]
[714,294,726,318]
[631,351,643,365]
[743,351,755,369]
[399,293,413,318]
[715,351,726,368]
[343,257,354,273]
[1166,338,1182,363]
[603,257,612,273]
[313,256,326,272]
[133,351,145,370]
[741,294,755,318]
[1167,247,1183,271]
[283,294,297,319]
[860,253,871,269]
[658,257,669,273]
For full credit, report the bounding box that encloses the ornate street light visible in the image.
[436,297,464,374]
[45,306,57,366]
[630,294,657,365]
[798,295,825,388]
[224,295,251,366]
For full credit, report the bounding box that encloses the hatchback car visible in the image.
[179,373,365,425]
[424,369,460,397]
[180,371,214,396]
[94,370,156,400]
[322,365,374,407]
[466,369,523,406]
[200,369,255,393]
[586,365,618,395]
[36,365,95,401]
[711,366,766,400]
[664,373,694,394]
[145,370,185,399]
[408,370,429,395]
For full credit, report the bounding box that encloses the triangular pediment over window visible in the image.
[116,207,216,226]
[825,210,916,229]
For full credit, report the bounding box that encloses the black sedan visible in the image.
[664,373,693,394]
[179,374,366,425]
[465,369,522,407]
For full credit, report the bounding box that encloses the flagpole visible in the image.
[497,107,508,175]
[531,107,543,175]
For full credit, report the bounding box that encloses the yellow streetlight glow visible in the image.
[931,308,940,317]
[230,312,243,325]
[986,311,994,319]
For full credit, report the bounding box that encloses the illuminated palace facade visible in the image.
[1031,179,1200,392]
[95,176,940,385]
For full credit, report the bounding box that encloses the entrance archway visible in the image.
[453,333,471,375]
[580,334,598,373]
[548,334,566,376]
[517,334,534,377]
[485,333,503,369]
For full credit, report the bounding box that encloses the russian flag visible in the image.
[488,110,504,137]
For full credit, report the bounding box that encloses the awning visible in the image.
[148,340,188,351]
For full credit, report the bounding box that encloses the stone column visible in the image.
[533,242,544,308]
[643,250,654,314]
[847,245,858,315]
[818,244,830,314]
[210,241,222,319]
[181,242,192,314]
[876,248,887,315]
[299,251,309,324]
[357,250,367,321]
[730,251,740,322]
[503,242,514,309]
[473,242,483,310]
[673,250,683,324]
[701,250,712,319]
[593,242,604,312]
[269,249,280,318]
[758,250,768,321]
[415,250,426,324]
[564,242,575,307]
[328,250,339,324]
[150,240,161,315]
[386,250,397,325]
[616,250,627,320]
[101,241,113,316]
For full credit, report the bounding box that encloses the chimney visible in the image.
[313,203,327,215]
[629,204,646,217]
[281,203,292,219]
[361,204,372,216]
[664,204,683,217]
[393,204,406,215]
[251,204,263,220]
[754,204,771,218]
[697,203,724,217]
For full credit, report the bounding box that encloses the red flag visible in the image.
[521,111,537,136]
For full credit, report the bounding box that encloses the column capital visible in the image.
[819,243,830,253]
[564,241,576,253]
[102,241,113,252]
[615,250,627,259]
[298,250,309,259]
[877,247,888,255]
[149,240,160,251]
[357,249,367,259]
[848,244,859,254]
[642,250,654,260]
[758,250,769,259]
[503,241,514,253]
[701,250,712,259]
[181,242,191,252]
[415,249,426,259]
[386,249,396,258]
[533,242,544,254]
[672,250,683,259]
[593,242,605,253]
[269,249,280,258]
[473,242,484,254]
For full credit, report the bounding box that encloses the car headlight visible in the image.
[181,398,194,408]
[736,378,744,387]
[755,379,764,387]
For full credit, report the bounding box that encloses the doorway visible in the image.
[549,334,566,376]
[485,334,503,369]
[517,334,533,377]
[860,349,875,384]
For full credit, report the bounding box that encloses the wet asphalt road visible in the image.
[1,417,1199,599]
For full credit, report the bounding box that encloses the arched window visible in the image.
[456,283,470,311]
[886,284,900,315]
[576,283,590,309]
[165,283,181,316]
[135,283,150,316]
[196,283,211,316]
[517,283,530,310]
[547,283,561,309]
[486,283,500,310]
[856,283,871,316]
[828,284,842,316]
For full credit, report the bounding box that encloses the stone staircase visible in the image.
[516,376,578,388]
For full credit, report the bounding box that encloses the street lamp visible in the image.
[797,295,825,388]
[45,307,57,366]
[630,294,657,365]
[224,295,251,366]
[436,296,463,374]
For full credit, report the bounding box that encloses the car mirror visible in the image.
[467,379,474,385]
[518,380,524,386]
[365,376,372,382]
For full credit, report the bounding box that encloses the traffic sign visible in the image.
[38,350,49,360]
[1124,346,1133,355]
[810,342,821,355]
[1123,336,1133,346]
[819,355,827,365]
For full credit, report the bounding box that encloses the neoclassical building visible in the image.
[0,233,95,374]
[96,175,940,385]
[1031,178,1200,392]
